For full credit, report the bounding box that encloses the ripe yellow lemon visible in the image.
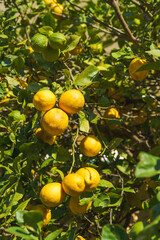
[35,128,56,145]
[79,135,101,157]
[44,0,57,6]
[129,58,149,81]
[28,204,51,226]
[70,45,82,55]
[59,89,85,114]
[69,196,92,215]
[133,110,147,124]
[76,167,100,192]
[33,90,56,111]
[76,236,86,240]
[62,173,85,196]
[40,182,65,208]
[104,108,120,129]
[52,3,64,14]
[40,108,69,136]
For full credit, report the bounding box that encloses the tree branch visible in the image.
[130,0,153,18]
[106,0,140,46]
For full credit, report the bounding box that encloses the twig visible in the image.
[69,127,79,174]
[62,61,75,83]
[109,208,113,224]
[11,0,30,41]
[130,0,153,18]
[105,0,140,46]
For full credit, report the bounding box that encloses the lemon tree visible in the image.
[0,0,160,239]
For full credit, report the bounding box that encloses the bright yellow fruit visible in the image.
[70,45,82,55]
[76,236,86,240]
[69,196,92,215]
[62,173,85,196]
[52,3,64,14]
[129,58,149,81]
[28,204,51,226]
[40,182,65,208]
[33,90,56,111]
[44,0,57,6]
[104,108,120,129]
[35,128,56,145]
[28,46,34,55]
[59,89,85,114]
[40,108,69,136]
[133,110,147,124]
[79,135,101,157]
[76,167,100,192]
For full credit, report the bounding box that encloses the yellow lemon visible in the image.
[40,108,69,136]
[129,58,149,81]
[35,128,56,145]
[79,135,101,157]
[59,89,85,114]
[40,182,65,208]
[104,108,120,129]
[33,90,56,111]
[76,167,100,192]
[62,173,85,196]
[70,45,82,55]
[69,196,92,215]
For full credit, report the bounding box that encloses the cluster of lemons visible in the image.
[40,167,100,220]
[44,0,64,16]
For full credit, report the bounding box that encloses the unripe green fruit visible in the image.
[31,33,48,52]
[89,43,103,54]
[42,46,60,62]
[48,31,66,50]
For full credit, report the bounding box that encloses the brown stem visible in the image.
[106,0,140,46]
[130,0,153,18]
[11,0,30,41]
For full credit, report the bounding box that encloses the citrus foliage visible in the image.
[0,0,160,239]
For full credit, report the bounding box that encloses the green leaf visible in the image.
[135,152,160,178]
[62,35,81,53]
[136,61,160,71]
[101,224,129,240]
[42,13,55,29]
[79,118,89,133]
[12,198,31,215]
[116,160,131,175]
[108,138,123,150]
[74,65,99,86]
[13,56,25,72]
[16,210,27,225]
[99,179,115,189]
[6,227,38,240]
[23,211,43,229]
[146,49,160,57]
[44,229,63,240]
[56,147,71,162]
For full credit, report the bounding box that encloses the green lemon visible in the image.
[31,33,48,52]
[42,46,60,62]
[8,110,26,122]
[48,31,66,50]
